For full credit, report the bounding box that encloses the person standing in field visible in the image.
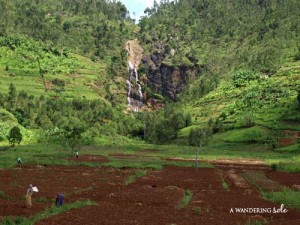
[17,157,22,164]
[26,184,34,208]
[55,193,64,207]
[76,151,79,159]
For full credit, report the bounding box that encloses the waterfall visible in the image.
[134,69,143,101]
[126,39,144,111]
[138,83,142,101]
[126,60,143,111]
[128,61,134,71]
[134,69,138,82]
[126,79,132,107]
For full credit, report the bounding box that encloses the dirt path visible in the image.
[166,157,271,171]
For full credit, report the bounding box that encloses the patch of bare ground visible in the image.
[66,155,109,163]
[0,166,300,225]
[278,130,300,146]
[213,158,265,165]
[267,171,300,191]
[165,157,271,171]
[109,153,158,160]
[138,149,160,153]
[225,169,252,189]
[165,157,265,165]
[125,40,143,68]
[242,171,285,192]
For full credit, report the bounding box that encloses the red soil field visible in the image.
[0,163,299,225]
[67,155,109,163]
[268,171,300,191]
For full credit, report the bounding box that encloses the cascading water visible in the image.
[126,60,143,111]
[125,39,144,111]
[134,68,143,102]
[126,79,132,107]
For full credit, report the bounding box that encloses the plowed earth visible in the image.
[66,155,109,163]
[0,163,300,225]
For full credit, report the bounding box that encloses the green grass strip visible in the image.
[125,170,148,185]
[220,172,229,190]
[221,178,229,190]
[1,200,96,225]
[178,189,193,209]
[262,188,300,210]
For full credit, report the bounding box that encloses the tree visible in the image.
[297,90,300,105]
[35,114,53,130]
[231,70,260,88]
[63,117,85,150]
[189,127,212,168]
[7,126,22,146]
[266,129,280,151]
[0,0,14,35]
[7,83,16,107]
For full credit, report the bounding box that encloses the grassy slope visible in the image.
[181,61,300,137]
[0,50,123,102]
[176,62,300,171]
[0,45,130,147]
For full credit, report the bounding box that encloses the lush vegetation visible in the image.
[262,188,300,210]
[0,0,135,59]
[0,1,299,225]
[0,0,299,172]
[139,0,300,99]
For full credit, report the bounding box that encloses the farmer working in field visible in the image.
[17,157,22,164]
[55,193,64,207]
[26,184,34,208]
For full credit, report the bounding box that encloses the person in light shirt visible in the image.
[26,184,34,208]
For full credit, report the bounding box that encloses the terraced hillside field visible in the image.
[1,157,300,225]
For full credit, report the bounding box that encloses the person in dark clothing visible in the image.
[56,193,64,207]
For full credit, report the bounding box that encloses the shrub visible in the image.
[213,118,223,133]
[231,70,260,88]
[239,113,255,128]
[189,127,212,146]
[271,164,278,171]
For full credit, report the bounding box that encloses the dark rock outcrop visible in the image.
[142,51,200,101]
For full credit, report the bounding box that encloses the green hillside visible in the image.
[139,0,299,72]
[0,0,299,171]
[0,0,139,147]
[181,62,300,141]
[136,0,300,170]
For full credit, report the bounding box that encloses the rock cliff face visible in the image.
[142,50,200,101]
[125,39,200,105]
